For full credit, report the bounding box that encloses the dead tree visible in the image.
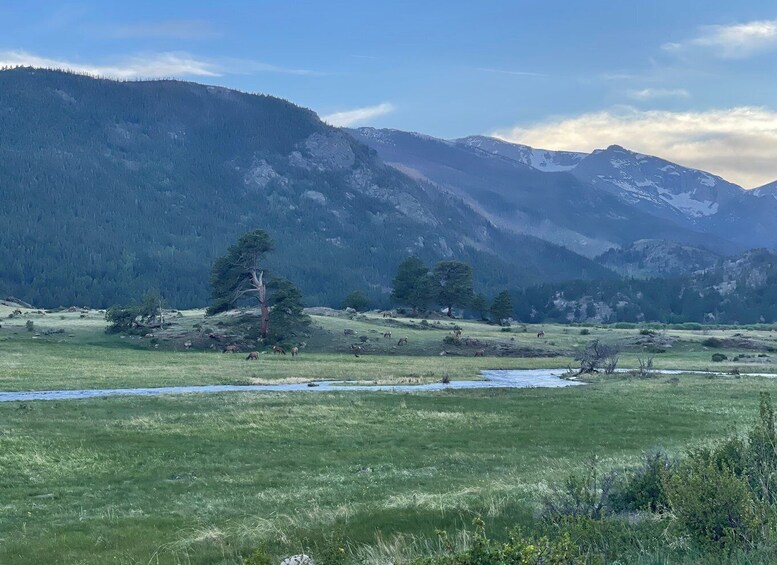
[575,339,620,375]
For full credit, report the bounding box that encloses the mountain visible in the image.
[350,128,743,257]
[516,248,777,324]
[596,239,722,278]
[456,135,585,172]
[351,129,777,256]
[0,68,612,308]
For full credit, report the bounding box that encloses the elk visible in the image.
[223,345,239,353]
[246,351,259,360]
[537,330,545,338]
[183,341,192,350]
[291,346,299,357]
[272,345,286,355]
[383,331,392,338]
[351,343,362,357]
[397,337,408,346]
[453,329,462,338]
[474,350,486,357]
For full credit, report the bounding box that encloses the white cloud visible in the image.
[492,106,777,188]
[322,103,395,127]
[0,50,220,78]
[627,88,690,100]
[664,20,777,59]
[0,49,322,79]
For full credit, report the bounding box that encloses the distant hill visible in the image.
[516,249,777,324]
[0,68,612,308]
[350,128,777,257]
[596,239,722,278]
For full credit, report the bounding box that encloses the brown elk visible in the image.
[537,330,545,338]
[383,331,392,338]
[291,346,299,357]
[223,345,239,353]
[183,341,192,350]
[272,345,286,355]
[474,350,486,357]
[397,337,408,346]
[246,351,259,360]
[351,343,362,357]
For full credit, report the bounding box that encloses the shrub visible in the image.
[703,337,724,348]
[712,353,728,362]
[580,328,590,335]
[542,458,617,521]
[639,328,655,336]
[612,451,673,512]
[665,457,761,550]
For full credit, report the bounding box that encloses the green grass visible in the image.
[3,305,777,563]
[2,375,776,564]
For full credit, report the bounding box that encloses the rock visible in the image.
[280,555,315,565]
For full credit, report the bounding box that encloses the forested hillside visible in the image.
[516,249,777,324]
[0,68,611,308]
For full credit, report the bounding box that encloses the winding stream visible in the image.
[2,368,774,402]
[0,369,579,402]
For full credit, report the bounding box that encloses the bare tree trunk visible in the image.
[251,270,269,339]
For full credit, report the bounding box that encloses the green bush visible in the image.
[666,457,761,550]
[712,353,728,362]
[703,337,724,348]
[612,451,673,512]
[580,328,590,335]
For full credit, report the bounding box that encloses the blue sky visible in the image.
[3,1,777,186]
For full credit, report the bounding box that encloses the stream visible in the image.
[0,369,579,402]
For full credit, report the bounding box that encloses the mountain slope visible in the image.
[350,128,740,257]
[0,68,612,308]
[596,239,722,278]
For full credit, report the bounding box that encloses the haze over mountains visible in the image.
[350,128,777,258]
[0,68,774,312]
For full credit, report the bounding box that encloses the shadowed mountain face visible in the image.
[0,68,613,308]
[350,128,777,257]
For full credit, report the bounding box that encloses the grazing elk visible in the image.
[246,351,259,360]
[291,346,299,357]
[272,345,286,355]
[537,330,545,338]
[397,337,408,346]
[383,331,392,338]
[223,345,239,353]
[474,350,486,357]
[351,343,362,357]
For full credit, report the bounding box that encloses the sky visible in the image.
[2,1,777,187]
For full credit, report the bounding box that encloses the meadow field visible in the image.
[2,304,777,563]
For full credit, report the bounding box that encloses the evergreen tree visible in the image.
[267,279,311,345]
[490,290,514,325]
[342,290,370,312]
[208,229,274,335]
[471,293,490,321]
[391,256,436,315]
[433,260,474,317]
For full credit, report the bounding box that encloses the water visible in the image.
[0,369,580,402]
[2,368,773,403]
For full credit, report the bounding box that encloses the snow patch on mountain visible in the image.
[455,135,585,172]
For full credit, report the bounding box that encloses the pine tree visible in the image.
[490,290,514,326]
[433,260,474,317]
[391,256,435,316]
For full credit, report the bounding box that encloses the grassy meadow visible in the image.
[2,303,777,563]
